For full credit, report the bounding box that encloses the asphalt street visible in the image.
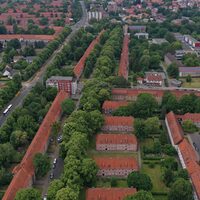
[0,1,88,127]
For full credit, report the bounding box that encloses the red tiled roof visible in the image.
[178,139,200,199]
[176,113,200,123]
[104,116,134,126]
[166,111,184,145]
[3,91,69,200]
[102,100,129,110]
[112,88,200,99]
[96,133,137,145]
[0,34,55,41]
[95,157,139,170]
[189,162,200,200]
[178,139,198,167]
[86,188,137,200]
[118,34,129,80]
[73,30,104,79]
[145,73,162,82]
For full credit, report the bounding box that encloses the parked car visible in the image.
[57,135,63,143]
[52,163,56,169]
[50,172,54,179]
[53,158,57,164]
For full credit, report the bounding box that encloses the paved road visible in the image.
[0,1,88,127]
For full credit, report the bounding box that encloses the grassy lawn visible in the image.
[88,150,138,159]
[153,195,168,200]
[180,78,200,88]
[141,138,154,149]
[96,178,127,187]
[141,164,169,193]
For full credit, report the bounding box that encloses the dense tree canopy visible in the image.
[15,188,41,200]
[124,191,155,200]
[168,178,193,200]
[127,172,153,191]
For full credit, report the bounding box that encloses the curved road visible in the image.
[0,1,88,127]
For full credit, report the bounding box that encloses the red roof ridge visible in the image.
[3,91,69,200]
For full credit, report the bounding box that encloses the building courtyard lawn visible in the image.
[180,78,200,88]
[141,164,169,193]
[96,178,128,188]
[88,150,138,159]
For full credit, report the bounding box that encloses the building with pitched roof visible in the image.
[118,34,129,80]
[179,67,200,77]
[96,133,137,151]
[102,100,129,114]
[46,76,77,95]
[95,157,139,177]
[176,113,200,128]
[165,111,184,148]
[73,30,104,80]
[86,188,137,200]
[3,91,69,200]
[165,111,200,200]
[102,116,134,132]
[112,88,200,102]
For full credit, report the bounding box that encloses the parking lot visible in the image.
[189,133,200,158]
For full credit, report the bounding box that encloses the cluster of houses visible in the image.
[165,111,200,200]
[86,99,139,199]
[0,0,72,32]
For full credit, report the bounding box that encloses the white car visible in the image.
[53,158,57,164]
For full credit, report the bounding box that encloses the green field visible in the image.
[88,150,138,159]
[141,164,169,193]
[180,78,200,88]
[96,178,127,187]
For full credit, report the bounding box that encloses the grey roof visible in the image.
[46,76,73,81]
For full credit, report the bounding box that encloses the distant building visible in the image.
[101,116,134,132]
[179,67,200,77]
[102,100,129,114]
[164,53,184,67]
[2,66,18,79]
[128,25,146,33]
[184,35,200,49]
[86,188,137,200]
[88,11,103,21]
[176,113,200,128]
[96,133,138,151]
[144,72,163,87]
[95,157,139,177]
[46,76,77,95]
[151,38,168,45]
[175,50,185,60]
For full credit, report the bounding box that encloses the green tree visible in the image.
[132,93,158,118]
[182,120,198,133]
[56,187,78,200]
[177,169,189,180]
[168,178,193,200]
[162,91,178,113]
[134,119,147,140]
[47,180,64,200]
[33,153,51,178]
[163,168,174,186]
[0,143,15,167]
[127,172,153,191]
[167,63,179,78]
[186,75,192,83]
[10,130,28,148]
[15,188,41,200]
[144,117,160,135]
[61,99,75,115]
[125,190,154,200]
[81,157,98,187]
